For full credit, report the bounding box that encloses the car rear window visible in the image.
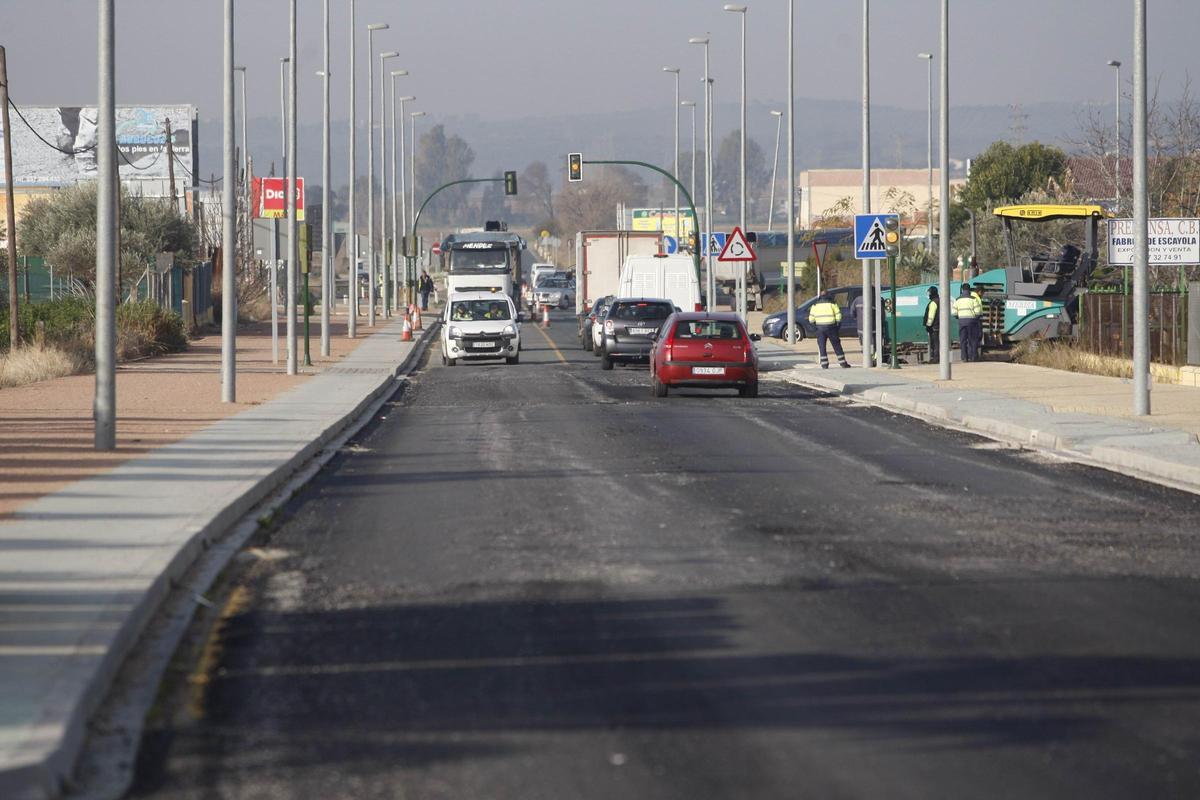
[674,320,744,339]
[612,302,673,322]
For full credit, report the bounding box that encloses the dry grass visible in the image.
[1012,340,1180,384]
[0,344,89,389]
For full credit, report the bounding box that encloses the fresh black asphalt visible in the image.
[130,311,1200,799]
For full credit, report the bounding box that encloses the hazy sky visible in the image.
[1,0,1196,127]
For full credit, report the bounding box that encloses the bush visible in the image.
[0,296,93,351]
[1,297,186,361]
[0,344,88,388]
[115,301,187,359]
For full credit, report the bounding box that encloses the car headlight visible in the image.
[503,324,515,335]
[448,326,462,339]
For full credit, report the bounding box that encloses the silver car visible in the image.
[532,276,576,310]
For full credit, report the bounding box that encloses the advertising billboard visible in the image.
[631,207,696,236]
[0,105,196,186]
[253,177,306,221]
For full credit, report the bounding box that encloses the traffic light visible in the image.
[504,170,518,196]
[884,217,902,257]
[568,152,583,182]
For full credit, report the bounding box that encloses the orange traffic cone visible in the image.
[541,304,551,328]
[410,304,423,331]
[400,316,413,341]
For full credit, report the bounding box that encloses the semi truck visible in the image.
[574,230,663,338]
[441,226,526,311]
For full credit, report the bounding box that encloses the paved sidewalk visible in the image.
[0,314,437,800]
[759,339,1200,494]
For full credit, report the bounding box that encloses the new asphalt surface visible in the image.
[129,310,1200,799]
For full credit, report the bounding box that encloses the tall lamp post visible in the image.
[286,0,298,375]
[95,0,116,449]
[409,110,426,303]
[395,90,415,308]
[662,67,681,239]
[681,100,697,207]
[861,0,873,367]
[390,74,411,313]
[785,0,796,345]
[767,110,783,232]
[937,0,951,379]
[378,49,399,318]
[724,4,748,320]
[1108,59,1122,212]
[688,36,713,310]
[1131,4,1148,414]
[273,56,288,365]
[365,22,389,327]
[347,0,358,338]
[318,0,331,357]
[918,52,933,254]
[221,0,237,401]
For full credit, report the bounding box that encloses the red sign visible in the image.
[431,242,442,256]
[254,177,305,220]
[717,226,757,262]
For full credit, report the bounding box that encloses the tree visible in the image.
[675,150,707,206]
[479,171,508,221]
[522,160,555,222]
[557,164,647,234]
[957,140,1068,210]
[413,124,475,223]
[713,130,768,220]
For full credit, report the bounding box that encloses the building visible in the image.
[798,168,966,238]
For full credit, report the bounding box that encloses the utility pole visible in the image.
[221,0,237,402]
[320,0,331,356]
[861,0,873,367]
[1132,0,1149,414]
[0,46,19,348]
[937,0,952,379]
[95,0,116,450]
[785,0,796,345]
[165,118,177,211]
[286,0,298,375]
[347,0,358,338]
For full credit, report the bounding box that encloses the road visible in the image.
[131,310,1200,799]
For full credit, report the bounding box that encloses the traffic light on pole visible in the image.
[504,170,518,196]
[568,153,583,182]
[884,217,902,256]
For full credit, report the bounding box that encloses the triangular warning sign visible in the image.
[858,218,888,254]
[717,226,757,262]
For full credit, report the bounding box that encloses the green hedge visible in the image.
[0,297,186,358]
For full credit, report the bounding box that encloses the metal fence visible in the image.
[1078,290,1189,366]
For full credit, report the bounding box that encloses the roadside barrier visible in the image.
[541,304,551,328]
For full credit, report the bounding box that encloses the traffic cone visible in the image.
[410,304,423,331]
[541,304,551,328]
[400,316,413,341]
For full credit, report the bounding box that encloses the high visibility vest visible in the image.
[924,300,938,327]
[953,296,979,319]
[972,294,984,316]
[808,301,842,327]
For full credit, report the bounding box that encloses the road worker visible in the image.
[923,286,940,364]
[966,282,984,355]
[808,291,851,369]
[952,284,981,362]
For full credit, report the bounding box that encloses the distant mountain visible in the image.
[196,97,1101,194]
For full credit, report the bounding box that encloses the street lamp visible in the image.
[378,50,399,318]
[318,0,331,357]
[662,67,680,239]
[861,0,873,366]
[390,74,410,313]
[918,52,933,254]
[273,56,288,365]
[1108,59,1122,212]
[221,0,236,401]
[347,0,358,339]
[688,36,713,310]
[724,4,748,321]
[767,110,782,232]
[409,110,427,303]
[286,0,299,374]
[681,100,697,207]
[785,1,796,345]
[365,23,389,327]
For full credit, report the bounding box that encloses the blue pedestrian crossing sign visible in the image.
[854,213,899,259]
[701,232,727,257]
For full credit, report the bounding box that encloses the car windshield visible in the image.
[450,299,512,321]
[449,248,509,273]
[674,320,743,339]
[538,278,569,288]
[612,302,672,322]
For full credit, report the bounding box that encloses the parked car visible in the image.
[651,312,760,397]
[533,276,576,310]
[761,285,877,340]
[441,291,522,366]
[598,298,676,370]
[581,295,614,352]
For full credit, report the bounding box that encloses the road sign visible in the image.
[1108,218,1200,265]
[854,213,898,259]
[701,232,727,257]
[812,239,829,268]
[717,226,757,262]
[431,241,442,257]
[663,235,679,254]
[258,176,306,221]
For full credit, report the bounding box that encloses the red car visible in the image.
[650,311,760,397]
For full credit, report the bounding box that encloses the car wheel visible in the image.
[739,381,759,398]
[600,353,613,371]
[653,374,668,397]
[446,357,457,367]
[778,324,805,342]
[506,354,520,365]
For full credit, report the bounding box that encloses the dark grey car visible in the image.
[599,298,676,371]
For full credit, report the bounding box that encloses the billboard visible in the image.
[252,177,306,221]
[0,105,196,186]
[1108,218,1200,265]
[631,207,696,236]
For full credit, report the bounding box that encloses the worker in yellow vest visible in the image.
[952,284,981,362]
[923,286,940,364]
[966,282,984,356]
[808,291,851,369]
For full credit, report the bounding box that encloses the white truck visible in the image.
[574,230,663,340]
[618,254,702,312]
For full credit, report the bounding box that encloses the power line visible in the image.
[6,97,97,155]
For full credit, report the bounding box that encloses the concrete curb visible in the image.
[0,320,439,800]
[773,368,1200,497]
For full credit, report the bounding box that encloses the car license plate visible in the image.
[471,341,496,349]
[692,366,725,375]
[629,327,655,335]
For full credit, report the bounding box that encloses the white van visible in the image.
[617,254,701,312]
[441,291,522,366]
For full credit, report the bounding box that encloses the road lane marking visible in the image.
[532,323,568,364]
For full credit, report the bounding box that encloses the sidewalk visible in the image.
[0,313,438,800]
[758,338,1200,494]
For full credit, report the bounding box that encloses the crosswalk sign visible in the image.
[854,213,899,259]
[701,232,727,257]
[717,226,757,262]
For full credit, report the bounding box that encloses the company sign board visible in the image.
[0,105,195,185]
[254,177,306,221]
[1107,218,1200,265]
[631,208,696,236]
